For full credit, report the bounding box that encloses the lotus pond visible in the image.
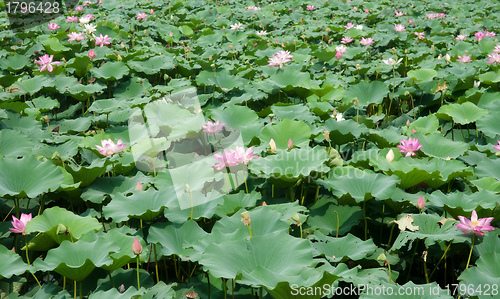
[1,0,500,298]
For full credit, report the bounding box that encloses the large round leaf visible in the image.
[92,61,129,81]
[407,68,438,81]
[0,155,65,198]
[259,118,311,149]
[311,232,378,263]
[0,130,34,158]
[0,245,29,279]
[417,133,469,159]
[436,102,488,125]
[344,81,389,107]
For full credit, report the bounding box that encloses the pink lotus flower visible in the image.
[246,6,261,11]
[136,12,147,20]
[47,22,60,30]
[494,45,500,54]
[150,9,154,14]
[67,32,84,42]
[202,120,225,134]
[397,137,422,157]
[132,237,143,255]
[35,54,60,72]
[344,22,355,30]
[341,37,353,44]
[417,196,425,210]
[75,6,83,11]
[88,49,96,59]
[487,53,500,64]
[66,16,79,22]
[95,34,112,47]
[457,54,472,63]
[213,150,238,170]
[306,5,316,10]
[83,14,94,20]
[268,50,293,68]
[230,22,244,30]
[455,34,467,41]
[382,57,403,66]
[233,146,259,164]
[287,139,293,150]
[10,213,32,235]
[394,24,406,32]
[485,31,496,38]
[414,32,425,39]
[394,10,403,17]
[426,13,437,19]
[360,37,374,46]
[494,140,500,151]
[256,30,267,36]
[83,0,93,6]
[336,45,347,54]
[95,139,126,156]
[456,210,494,236]
[475,31,486,41]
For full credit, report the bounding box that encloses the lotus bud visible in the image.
[288,138,293,150]
[473,80,480,88]
[135,181,143,191]
[437,54,442,59]
[417,196,425,210]
[323,130,330,141]
[241,211,251,226]
[228,45,233,50]
[269,139,277,154]
[386,149,395,162]
[88,49,96,59]
[445,54,450,62]
[209,55,212,61]
[261,201,268,206]
[169,31,173,37]
[406,119,411,127]
[132,237,143,255]
[292,213,302,226]
[445,156,451,160]
[377,253,387,262]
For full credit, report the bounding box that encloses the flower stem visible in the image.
[248,224,252,239]
[334,210,339,238]
[25,235,41,288]
[465,234,475,270]
[136,255,141,290]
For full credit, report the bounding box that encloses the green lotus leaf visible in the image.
[25,206,101,244]
[248,147,329,185]
[436,102,488,125]
[103,188,176,222]
[265,201,308,223]
[363,126,404,148]
[265,65,312,89]
[67,56,91,77]
[98,228,149,272]
[475,158,500,181]
[57,117,92,134]
[25,232,58,251]
[390,214,470,252]
[476,93,500,138]
[195,69,243,91]
[474,231,500,256]
[310,231,378,263]
[31,96,60,112]
[317,167,399,203]
[0,130,33,158]
[407,68,438,81]
[40,37,70,53]
[470,177,500,193]
[93,268,166,297]
[260,118,311,149]
[13,76,51,96]
[0,245,29,279]
[0,155,65,198]
[271,104,318,124]
[417,133,469,159]
[67,83,106,101]
[148,220,208,261]
[81,173,150,204]
[458,252,500,298]
[200,233,314,290]
[210,105,263,145]
[33,235,119,281]
[343,81,389,107]
[92,61,129,81]
[127,55,175,75]
[409,114,440,135]
[215,191,260,217]
[65,158,110,188]
[428,190,500,218]
[0,54,30,71]
[479,70,500,84]
[307,197,363,236]
[323,119,367,145]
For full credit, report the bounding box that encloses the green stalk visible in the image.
[136,256,141,290]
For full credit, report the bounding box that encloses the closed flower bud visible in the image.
[132,237,143,255]
[417,196,425,210]
[386,149,395,162]
[135,181,143,191]
[288,138,293,150]
[445,54,451,62]
[269,139,277,154]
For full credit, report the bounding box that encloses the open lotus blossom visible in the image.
[202,120,225,134]
[394,10,403,17]
[344,22,355,30]
[306,5,316,10]
[67,32,84,42]
[246,6,261,11]
[75,6,83,11]
[336,45,347,54]
[397,137,422,157]
[394,24,406,32]
[79,16,91,24]
[136,12,147,20]
[485,31,496,37]
[10,213,32,235]
[83,14,94,20]
[47,22,60,30]
[494,140,500,151]
[487,53,500,64]
[233,146,259,164]
[35,54,60,72]
[382,57,403,66]
[95,139,126,156]
[474,31,486,41]
[360,37,374,46]
[414,32,425,39]
[213,150,238,170]
[84,24,97,35]
[457,54,472,63]
[456,210,494,236]
[268,50,293,68]
[95,34,112,47]
[455,34,467,41]
[132,237,143,255]
[355,25,363,30]
[493,45,500,54]
[341,37,353,44]
[66,16,79,22]
[230,22,244,30]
